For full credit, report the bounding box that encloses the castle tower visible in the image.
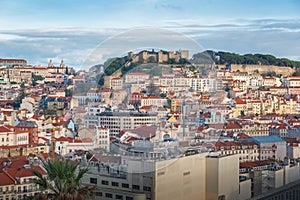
[60,59,65,68]
[158,50,163,63]
[48,59,54,67]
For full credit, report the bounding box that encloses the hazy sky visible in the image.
[0,0,300,68]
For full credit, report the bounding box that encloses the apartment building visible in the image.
[55,136,95,155]
[96,126,110,151]
[124,72,149,83]
[84,111,158,136]
[215,141,259,162]
[251,136,286,161]
[109,77,123,90]
[0,59,27,67]
[0,155,47,200]
[140,96,168,107]
[190,77,216,92]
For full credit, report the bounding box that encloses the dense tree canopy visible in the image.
[104,57,130,76]
[205,50,300,68]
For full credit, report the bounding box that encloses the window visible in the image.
[95,192,102,196]
[132,185,140,190]
[112,182,119,187]
[105,193,113,198]
[122,183,129,188]
[157,171,165,176]
[116,195,123,199]
[90,178,97,184]
[143,186,151,192]
[126,197,133,200]
[183,171,190,176]
[101,180,109,185]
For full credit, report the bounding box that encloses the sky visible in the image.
[0,0,300,69]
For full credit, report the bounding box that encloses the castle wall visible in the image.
[231,64,295,76]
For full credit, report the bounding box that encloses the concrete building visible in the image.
[140,96,168,108]
[215,141,259,162]
[206,154,240,200]
[285,138,300,159]
[55,136,95,155]
[96,126,110,151]
[124,72,149,84]
[190,77,216,92]
[251,136,286,161]
[155,153,207,200]
[84,111,158,136]
[82,152,250,200]
[109,77,123,90]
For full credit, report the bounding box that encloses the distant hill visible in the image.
[89,49,189,74]
[89,64,103,72]
[202,50,300,68]
[90,50,300,86]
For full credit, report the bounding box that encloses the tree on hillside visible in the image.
[32,159,95,200]
[204,50,300,68]
[147,81,161,96]
[293,70,300,76]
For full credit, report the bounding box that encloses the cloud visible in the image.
[0,33,26,41]
[0,18,299,70]
[0,29,112,67]
[162,18,300,61]
[154,2,182,10]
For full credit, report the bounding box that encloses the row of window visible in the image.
[90,178,151,191]
[96,192,136,200]
[221,149,258,153]
[1,138,9,142]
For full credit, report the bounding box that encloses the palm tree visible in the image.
[32,159,95,200]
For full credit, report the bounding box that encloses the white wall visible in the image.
[284,164,300,184]
[206,155,240,200]
[239,179,251,200]
[155,153,208,200]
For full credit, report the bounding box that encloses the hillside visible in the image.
[203,50,300,68]
[91,50,300,86]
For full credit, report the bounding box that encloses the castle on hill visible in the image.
[127,49,189,64]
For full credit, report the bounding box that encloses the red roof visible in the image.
[7,165,47,179]
[56,136,92,143]
[240,160,274,168]
[223,123,241,129]
[0,172,15,186]
[234,98,246,104]
[0,126,12,133]
[139,105,152,110]
[0,59,26,63]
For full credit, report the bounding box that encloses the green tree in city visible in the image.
[32,159,95,200]
[147,81,161,96]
